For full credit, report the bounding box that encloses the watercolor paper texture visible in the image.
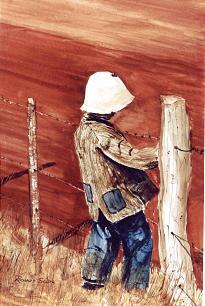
[0,1,203,305]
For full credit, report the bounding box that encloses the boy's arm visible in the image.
[95,125,158,170]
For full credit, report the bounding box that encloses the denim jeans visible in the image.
[82,210,153,289]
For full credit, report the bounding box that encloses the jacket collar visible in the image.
[82,113,114,127]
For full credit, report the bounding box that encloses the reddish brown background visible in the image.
[0,1,204,288]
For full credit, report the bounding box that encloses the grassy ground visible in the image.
[0,211,202,306]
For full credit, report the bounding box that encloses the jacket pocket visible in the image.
[83,183,93,203]
[127,179,159,204]
[102,189,126,214]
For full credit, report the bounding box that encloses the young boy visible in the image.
[74,71,158,290]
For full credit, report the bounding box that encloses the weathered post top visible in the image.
[160,95,185,105]
[28,97,35,105]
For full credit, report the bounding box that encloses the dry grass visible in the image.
[0,211,202,306]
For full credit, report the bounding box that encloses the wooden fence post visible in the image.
[158,95,200,305]
[27,97,41,274]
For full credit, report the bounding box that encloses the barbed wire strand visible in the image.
[0,96,77,127]
[1,155,84,193]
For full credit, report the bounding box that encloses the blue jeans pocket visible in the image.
[102,189,126,214]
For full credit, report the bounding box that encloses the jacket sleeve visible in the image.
[95,125,158,170]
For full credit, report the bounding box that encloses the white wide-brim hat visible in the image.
[80,71,135,114]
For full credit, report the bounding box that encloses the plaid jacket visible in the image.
[74,116,158,222]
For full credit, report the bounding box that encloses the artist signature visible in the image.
[14,275,54,284]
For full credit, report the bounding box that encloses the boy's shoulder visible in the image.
[85,120,121,137]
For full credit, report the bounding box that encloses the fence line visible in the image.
[0,155,25,167]
[39,171,84,193]
[0,95,203,262]
[124,131,159,140]
[0,96,77,127]
[1,96,204,154]
[1,155,83,193]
